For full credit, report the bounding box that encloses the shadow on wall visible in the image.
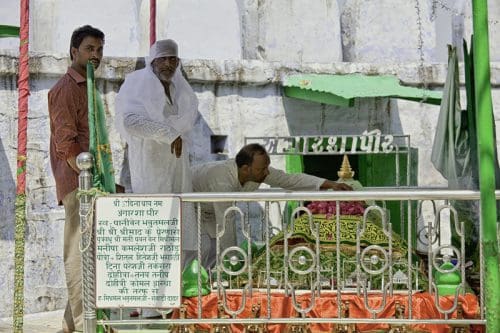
[281,95,407,183]
[388,99,404,135]
[0,137,15,241]
[189,111,224,166]
[283,96,402,136]
[189,82,235,166]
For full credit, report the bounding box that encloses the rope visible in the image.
[76,187,109,200]
[13,194,26,333]
[77,188,108,253]
[414,0,429,104]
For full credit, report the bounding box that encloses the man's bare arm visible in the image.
[320,180,352,191]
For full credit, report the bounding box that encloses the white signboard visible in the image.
[94,196,182,308]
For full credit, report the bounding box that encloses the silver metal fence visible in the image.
[84,188,492,332]
[78,159,495,332]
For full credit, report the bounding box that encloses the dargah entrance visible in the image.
[246,130,417,238]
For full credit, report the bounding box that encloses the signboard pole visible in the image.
[77,153,97,333]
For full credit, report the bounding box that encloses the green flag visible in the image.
[431,45,468,187]
[87,62,116,193]
[0,24,20,38]
[431,43,500,264]
[431,45,479,262]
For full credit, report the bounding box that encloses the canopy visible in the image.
[283,73,442,107]
[0,25,20,37]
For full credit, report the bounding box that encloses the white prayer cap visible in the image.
[149,39,178,60]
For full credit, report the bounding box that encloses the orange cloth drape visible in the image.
[174,291,481,333]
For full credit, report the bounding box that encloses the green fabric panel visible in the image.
[285,154,304,174]
[0,25,19,37]
[457,39,480,262]
[283,74,442,106]
[357,149,418,239]
[87,62,116,193]
[357,149,418,188]
[430,46,467,189]
[463,38,478,181]
[431,44,493,262]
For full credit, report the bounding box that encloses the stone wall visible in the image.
[1,0,499,317]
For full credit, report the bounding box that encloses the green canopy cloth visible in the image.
[430,45,474,189]
[0,24,20,38]
[431,45,480,262]
[87,62,116,193]
[431,43,500,263]
[283,73,442,107]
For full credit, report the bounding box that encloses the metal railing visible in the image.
[77,156,498,332]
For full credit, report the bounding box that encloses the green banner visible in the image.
[87,62,116,193]
[0,25,20,38]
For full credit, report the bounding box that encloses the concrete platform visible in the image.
[0,309,173,333]
[0,310,64,333]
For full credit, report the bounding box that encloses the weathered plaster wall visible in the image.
[0,0,499,317]
[1,0,474,62]
[159,0,242,60]
[255,0,342,62]
[462,0,500,61]
[341,0,438,62]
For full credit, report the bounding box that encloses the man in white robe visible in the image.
[114,41,198,319]
[191,143,352,268]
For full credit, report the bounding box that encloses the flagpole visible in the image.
[85,61,116,333]
[471,0,500,331]
[13,0,29,332]
[150,0,156,46]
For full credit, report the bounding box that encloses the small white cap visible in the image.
[149,39,178,60]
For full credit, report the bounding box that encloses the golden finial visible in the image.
[337,155,354,180]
